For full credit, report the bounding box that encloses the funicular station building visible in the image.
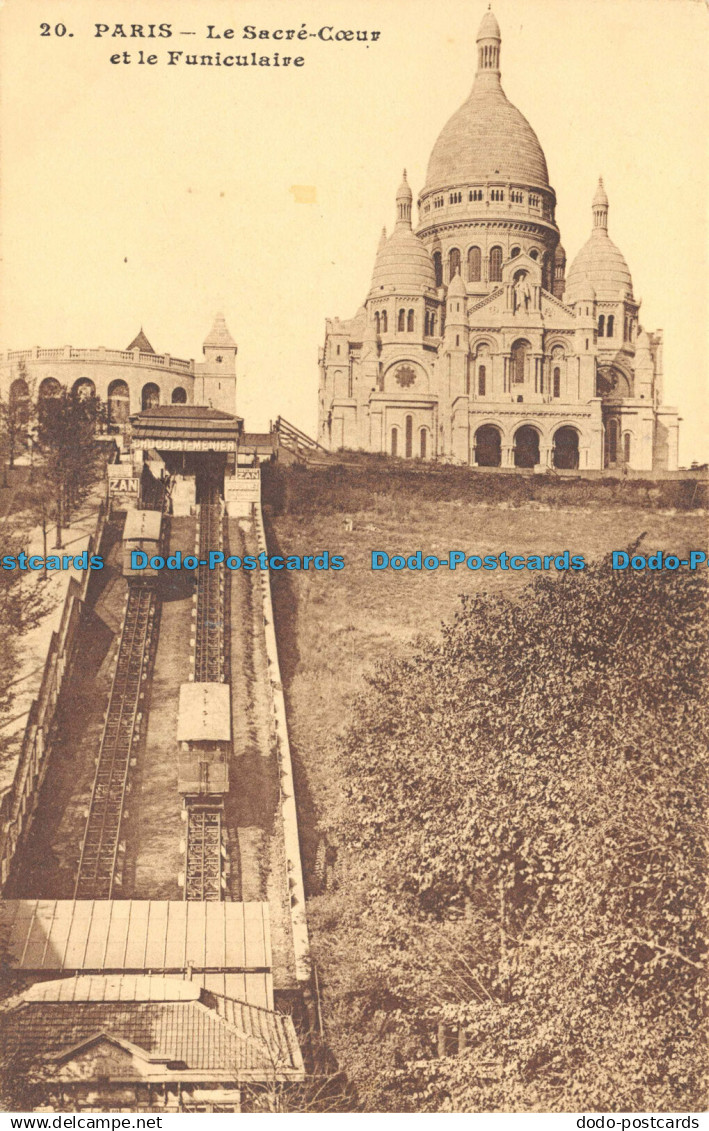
[317,10,680,472]
[0,315,308,1112]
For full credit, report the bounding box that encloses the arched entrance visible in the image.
[72,377,96,400]
[419,428,429,460]
[514,425,540,468]
[107,379,130,427]
[171,386,187,404]
[552,426,580,470]
[474,424,502,467]
[142,382,160,409]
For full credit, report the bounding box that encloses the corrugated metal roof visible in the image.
[177,683,231,743]
[0,901,272,988]
[23,975,202,1003]
[123,508,163,541]
[135,406,238,421]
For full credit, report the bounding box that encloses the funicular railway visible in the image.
[184,479,230,902]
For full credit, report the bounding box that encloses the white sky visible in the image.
[1,0,707,463]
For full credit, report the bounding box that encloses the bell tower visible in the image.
[197,312,238,415]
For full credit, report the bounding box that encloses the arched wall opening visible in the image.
[474,424,502,467]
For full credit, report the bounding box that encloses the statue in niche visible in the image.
[513,271,532,313]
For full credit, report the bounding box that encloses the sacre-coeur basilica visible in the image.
[317,8,679,471]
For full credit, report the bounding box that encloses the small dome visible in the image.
[565,233,632,303]
[554,243,566,263]
[636,328,651,350]
[370,227,437,294]
[565,184,633,303]
[478,7,501,39]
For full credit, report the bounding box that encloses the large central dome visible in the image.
[423,10,550,193]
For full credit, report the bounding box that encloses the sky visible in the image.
[1,0,707,464]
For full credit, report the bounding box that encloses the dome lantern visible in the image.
[396,170,413,227]
[477,6,501,79]
[593,177,609,231]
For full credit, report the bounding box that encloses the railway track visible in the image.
[184,485,228,900]
[184,806,223,901]
[193,486,226,684]
[75,586,156,899]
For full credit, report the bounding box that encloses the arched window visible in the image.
[420,429,428,459]
[391,427,398,457]
[478,365,486,397]
[73,377,96,400]
[433,252,443,288]
[529,249,539,260]
[607,314,615,337]
[489,246,502,282]
[141,382,160,410]
[511,246,521,258]
[510,340,529,385]
[407,309,415,333]
[468,246,481,282]
[448,248,461,281]
[374,312,380,334]
[598,314,605,337]
[430,314,437,336]
[542,253,551,291]
[10,377,29,402]
[623,432,631,463]
[405,415,413,458]
[398,308,405,332]
[553,366,561,399]
[9,377,31,424]
[39,377,61,398]
[171,387,187,404]
[607,419,618,465]
[381,310,388,333]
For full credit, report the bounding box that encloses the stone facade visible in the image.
[0,313,239,427]
[318,10,679,471]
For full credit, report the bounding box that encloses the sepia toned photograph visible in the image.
[0,0,706,1116]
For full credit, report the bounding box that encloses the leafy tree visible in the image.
[0,360,34,487]
[35,385,105,548]
[317,556,708,1112]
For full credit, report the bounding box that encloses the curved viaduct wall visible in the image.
[0,346,197,413]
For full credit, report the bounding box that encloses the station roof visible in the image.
[123,507,163,541]
[177,682,231,743]
[3,976,304,1081]
[0,900,273,1008]
[131,405,242,449]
